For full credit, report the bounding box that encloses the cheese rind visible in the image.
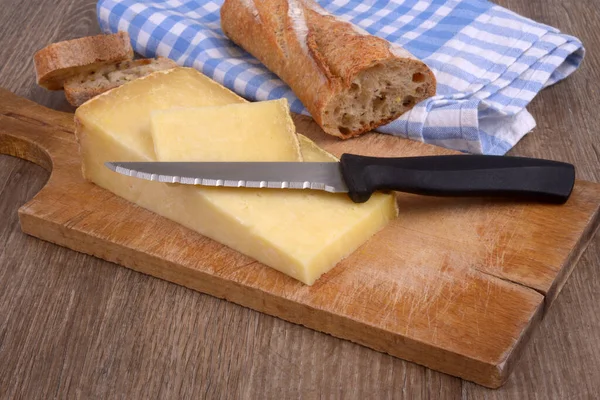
[75,67,398,285]
[150,99,302,162]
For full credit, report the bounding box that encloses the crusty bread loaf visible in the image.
[64,57,178,106]
[221,0,436,139]
[34,31,134,90]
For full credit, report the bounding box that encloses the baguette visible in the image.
[221,0,436,139]
[64,57,178,106]
[34,31,133,90]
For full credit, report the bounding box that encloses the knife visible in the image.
[105,154,576,204]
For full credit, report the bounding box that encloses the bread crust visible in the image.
[34,31,134,90]
[221,0,436,139]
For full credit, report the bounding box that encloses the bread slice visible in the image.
[221,0,436,139]
[64,57,178,106]
[34,31,134,90]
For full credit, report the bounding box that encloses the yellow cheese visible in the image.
[77,66,246,162]
[151,100,302,162]
[75,67,398,285]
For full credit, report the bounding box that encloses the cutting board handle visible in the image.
[0,88,76,172]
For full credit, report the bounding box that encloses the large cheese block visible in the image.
[74,67,398,285]
[151,100,302,162]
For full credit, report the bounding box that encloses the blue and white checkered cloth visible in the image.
[97,0,584,155]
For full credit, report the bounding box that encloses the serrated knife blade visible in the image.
[105,161,349,193]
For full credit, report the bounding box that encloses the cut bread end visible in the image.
[34,31,134,90]
[321,58,436,139]
[64,57,178,106]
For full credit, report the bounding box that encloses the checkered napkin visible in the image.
[97,0,584,155]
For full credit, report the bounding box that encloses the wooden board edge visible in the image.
[0,87,76,133]
[17,208,542,389]
[544,203,600,312]
[496,297,545,387]
[0,122,54,172]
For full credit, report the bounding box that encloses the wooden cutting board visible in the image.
[1,87,599,389]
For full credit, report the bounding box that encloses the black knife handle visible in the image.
[339,154,575,204]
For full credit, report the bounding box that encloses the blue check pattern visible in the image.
[97,0,584,155]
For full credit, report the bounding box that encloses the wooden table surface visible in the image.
[1,0,598,398]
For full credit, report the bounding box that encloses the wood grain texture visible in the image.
[0,0,599,398]
[0,86,581,387]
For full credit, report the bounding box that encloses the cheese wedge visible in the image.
[75,67,398,285]
[151,100,302,162]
